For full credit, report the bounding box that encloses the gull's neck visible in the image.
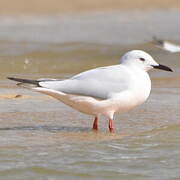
[122,63,151,104]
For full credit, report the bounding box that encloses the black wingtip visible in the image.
[7,77,16,81]
[152,36,164,45]
[7,77,39,85]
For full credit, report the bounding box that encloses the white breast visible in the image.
[106,69,151,114]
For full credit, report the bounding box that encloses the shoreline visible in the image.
[0,0,180,15]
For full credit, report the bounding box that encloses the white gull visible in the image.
[153,37,180,53]
[8,50,173,133]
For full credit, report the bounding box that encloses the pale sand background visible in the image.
[0,1,180,179]
[0,0,180,15]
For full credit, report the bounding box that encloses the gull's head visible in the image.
[120,50,173,72]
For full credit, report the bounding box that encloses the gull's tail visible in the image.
[8,77,73,106]
[7,77,40,86]
[7,77,60,89]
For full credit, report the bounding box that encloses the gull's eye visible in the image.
[139,58,145,62]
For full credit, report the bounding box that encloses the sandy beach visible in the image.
[0,0,180,179]
[0,0,180,15]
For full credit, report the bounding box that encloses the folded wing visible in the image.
[39,65,130,99]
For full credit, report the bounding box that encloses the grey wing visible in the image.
[39,65,130,99]
[163,42,180,52]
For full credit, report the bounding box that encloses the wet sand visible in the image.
[0,5,180,179]
[0,0,180,15]
[0,83,180,137]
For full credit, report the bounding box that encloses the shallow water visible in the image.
[0,10,180,180]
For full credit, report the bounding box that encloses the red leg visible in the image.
[108,119,115,133]
[92,116,98,131]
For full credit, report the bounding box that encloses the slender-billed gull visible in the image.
[153,36,180,53]
[8,50,172,133]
